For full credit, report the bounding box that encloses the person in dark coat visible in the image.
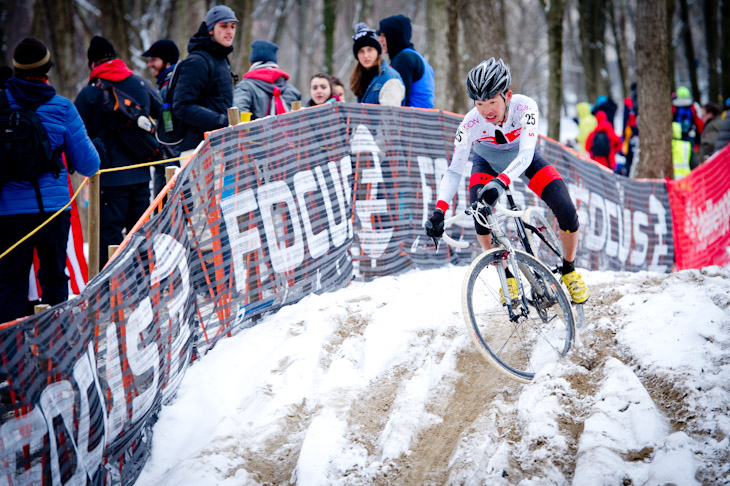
[592,95,618,128]
[142,39,180,195]
[376,14,434,108]
[0,38,100,322]
[714,115,730,154]
[232,39,301,120]
[697,102,721,165]
[74,35,162,268]
[173,5,238,152]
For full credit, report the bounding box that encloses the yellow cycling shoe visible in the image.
[499,277,519,305]
[561,271,589,304]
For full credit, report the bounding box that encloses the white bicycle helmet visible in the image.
[465,57,511,101]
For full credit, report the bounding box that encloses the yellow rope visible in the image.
[0,177,89,260]
[98,154,186,173]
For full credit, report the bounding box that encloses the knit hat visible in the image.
[249,40,278,64]
[352,23,381,60]
[13,37,53,77]
[87,35,116,68]
[142,39,179,65]
[673,86,692,107]
[205,5,238,31]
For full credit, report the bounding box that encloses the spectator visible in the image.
[585,111,621,170]
[142,38,180,195]
[232,40,301,120]
[75,35,162,268]
[575,101,597,154]
[174,5,238,152]
[377,14,434,108]
[307,73,335,107]
[714,110,730,153]
[698,102,721,165]
[672,85,704,148]
[349,23,404,107]
[331,76,346,102]
[671,121,693,179]
[619,96,639,176]
[591,95,618,128]
[0,38,99,322]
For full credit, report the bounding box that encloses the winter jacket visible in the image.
[585,111,621,170]
[232,63,301,120]
[378,15,434,108]
[592,96,618,127]
[358,65,404,106]
[75,59,162,187]
[173,22,235,152]
[672,122,692,179]
[699,116,721,163]
[714,115,730,153]
[575,102,597,153]
[1,77,99,215]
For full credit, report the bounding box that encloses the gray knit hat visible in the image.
[205,5,238,31]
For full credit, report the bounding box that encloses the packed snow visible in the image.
[134,265,730,485]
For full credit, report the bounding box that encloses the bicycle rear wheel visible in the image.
[461,249,575,383]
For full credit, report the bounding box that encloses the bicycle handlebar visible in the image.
[439,200,525,249]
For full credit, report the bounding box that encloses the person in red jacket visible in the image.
[585,111,621,170]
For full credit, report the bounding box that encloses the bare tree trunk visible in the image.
[4,0,33,66]
[35,0,77,100]
[99,0,133,65]
[608,0,630,100]
[704,0,720,103]
[635,0,674,179]
[426,0,449,111]
[677,0,700,101]
[269,0,296,46]
[231,0,255,77]
[578,0,608,103]
[667,0,676,94]
[543,0,565,140]
[323,0,335,75]
[722,0,730,102]
[460,0,509,76]
[448,1,468,114]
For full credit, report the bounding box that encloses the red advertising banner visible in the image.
[666,145,730,270]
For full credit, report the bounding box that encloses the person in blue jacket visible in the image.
[349,22,404,106]
[377,14,435,108]
[0,38,100,323]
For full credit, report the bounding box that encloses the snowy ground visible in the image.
[134,265,730,486]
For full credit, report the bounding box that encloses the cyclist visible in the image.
[425,57,589,304]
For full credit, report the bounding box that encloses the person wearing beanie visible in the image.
[671,85,704,148]
[0,38,100,322]
[172,5,238,150]
[142,39,181,196]
[74,35,163,268]
[591,95,618,128]
[376,14,434,108]
[349,22,404,106]
[232,39,301,120]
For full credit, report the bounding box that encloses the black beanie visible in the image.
[142,39,180,65]
[87,35,116,68]
[352,23,381,60]
[13,37,53,78]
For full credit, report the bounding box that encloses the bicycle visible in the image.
[438,186,584,383]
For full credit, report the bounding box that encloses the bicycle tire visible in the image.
[523,208,563,270]
[461,248,575,383]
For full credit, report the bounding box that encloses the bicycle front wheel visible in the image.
[461,249,575,383]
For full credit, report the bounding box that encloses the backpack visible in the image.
[674,106,694,140]
[95,79,165,162]
[155,51,216,147]
[0,89,65,212]
[591,131,611,157]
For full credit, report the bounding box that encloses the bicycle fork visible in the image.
[495,250,530,322]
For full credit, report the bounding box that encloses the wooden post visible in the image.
[227,107,240,126]
[108,245,120,261]
[88,173,100,279]
[165,166,177,185]
[34,304,50,314]
[291,100,302,111]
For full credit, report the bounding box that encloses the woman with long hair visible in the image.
[349,23,404,106]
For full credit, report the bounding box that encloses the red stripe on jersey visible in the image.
[469,172,495,188]
[528,165,562,198]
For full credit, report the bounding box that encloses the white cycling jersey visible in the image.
[436,94,539,208]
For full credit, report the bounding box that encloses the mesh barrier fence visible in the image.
[666,144,730,270]
[0,103,676,485]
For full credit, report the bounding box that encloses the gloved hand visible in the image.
[478,178,507,207]
[92,138,107,163]
[425,209,445,238]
